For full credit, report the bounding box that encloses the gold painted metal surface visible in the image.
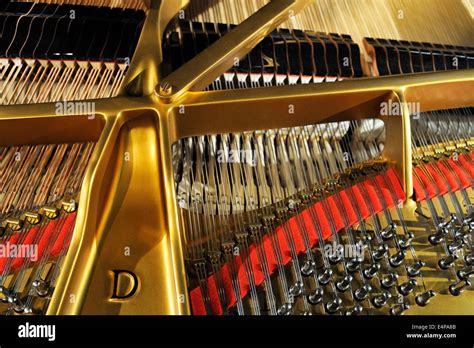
[0,0,472,314]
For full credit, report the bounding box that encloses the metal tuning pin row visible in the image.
[0,200,78,315]
[175,118,439,315]
[411,108,473,299]
[0,141,95,315]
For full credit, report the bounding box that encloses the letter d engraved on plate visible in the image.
[110,270,139,300]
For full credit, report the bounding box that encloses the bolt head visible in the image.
[158,82,173,96]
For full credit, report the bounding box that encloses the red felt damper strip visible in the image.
[363,181,384,213]
[459,154,474,178]
[190,169,406,315]
[412,155,473,201]
[386,169,406,202]
[0,214,78,273]
[435,161,461,191]
[35,219,61,261]
[51,213,77,256]
[10,227,41,270]
[413,174,426,202]
[336,191,358,226]
[425,163,449,195]
[414,166,438,199]
[446,159,472,188]
[0,233,22,272]
[375,172,404,207]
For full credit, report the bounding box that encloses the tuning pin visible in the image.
[439,214,457,229]
[345,258,362,273]
[289,281,304,297]
[447,239,464,254]
[449,279,471,296]
[462,213,474,225]
[363,233,373,243]
[325,296,342,314]
[407,261,425,277]
[453,224,469,239]
[308,288,324,305]
[277,303,293,315]
[438,254,457,270]
[457,266,474,280]
[336,274,353,292]
[381,223,397,240]
[328,251,342,264]
[429,216,456,245]
[465,253,474,266]
[363,263,381,279]
[389,250,406,267]
[301,260,316,277]
[0,286,10,303]
[22,307,34,315]
[390,302,410,315]
[354,284,372,301]
[32,279,50,297]
[398,232,414,249]
[415,290,436,306]
[428,229,448,245]
[318,268,333,285]
[461,215,474,232]
[398,279,417,296]
[381,272,399,289]
[460,233,472,245]
[372,290,392,308]
[372,244,389,261]
[8,294,25,313]
[345,304,364,315]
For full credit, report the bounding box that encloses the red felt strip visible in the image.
[414,166,438,199]
[190,169,406,315]
[425,163,449,195]
[447,159,472,188]
[10,227,41,270]
[413,174,426,202]
[51,213,77,255]
[0,233,22,272]
[386,169,406,202]
[412,154,473,201]
[435,161,460,191]
[337,190,358,226]
[350,185,371,218]
[326,196,345,232]
[363,181,383,212]
[375,172,404,208]
[459,155,474,178]
[0,213,77,273]
[36,220,60,260]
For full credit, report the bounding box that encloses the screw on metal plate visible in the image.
[158,82,173,97]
